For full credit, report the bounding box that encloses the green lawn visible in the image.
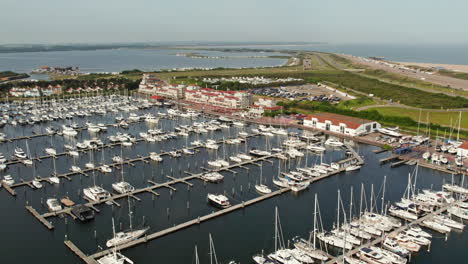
[438,69,468,80]
[367,107,468,129]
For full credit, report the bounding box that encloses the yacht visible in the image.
[2,175,14,186]
[14,147,27,159]
[112,181,135,194]
[382,238,409,257]
[106,227,149,248]
[71,204,95,222]
[237,153,252,160]
[378,128,402,137]
[149,152,163,162]
[83,186,111,202]
[200,172,224,183]
[249,149,271,156]
[356,247,392,264]
[70,165,82,172]
[44,148,57,156]
[346,164,362,171]
[229,156,242,163]
[324,138,344,147]
[32,178,43,189]
[207,193,231,208]
[100,164,112,173]
[255,184,272,194]
[46,198,63,212]
[97,251,134,264]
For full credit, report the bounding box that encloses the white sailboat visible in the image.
[106,199,149,247]
[112,147,134,194]
[255,165,272,194]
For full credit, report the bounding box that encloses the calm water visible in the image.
[0,105,466,263]
[210,43,468,65]
[0,49,287,76]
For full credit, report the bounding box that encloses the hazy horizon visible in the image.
[1,0,467,45]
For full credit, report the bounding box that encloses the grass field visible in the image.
[438,69,468,80]
[367,107,468,129]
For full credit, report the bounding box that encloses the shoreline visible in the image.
[394,61,468,73]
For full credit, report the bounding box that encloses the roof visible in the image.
[224,96,239,100]
[458,141,468,150]
[304,112,375,129]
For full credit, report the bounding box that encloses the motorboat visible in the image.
[324,138,344,147]
[112,181,135,194]
[200,172,224,183]
[100,164,112,173]
[71,204,95,222]
[32,178,43,189]
[229,156,242,163]
[207,193,231,208]
[2,175,14,186]
[356,247,392,264]
[70,165,82,172]
[345,165,361,171]
[149,152,163,162]
[44,148,57,156]
[255,184,272,194]
[46,198,63,212]
[83,186,111,202]
[50,176,60,184]
[14,147,27,159]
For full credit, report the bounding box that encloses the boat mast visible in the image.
[457,111,461,142]
[313,193,317,249]
[381,176,386,215]
[274,206,278,252]
[209,233,218,264]
[349,186,353,224]
[195,245,200,264]
[336,189,340,230]
[128,196,133,231]
[370,184,374,213]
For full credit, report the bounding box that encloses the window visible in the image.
[325,123,330,131]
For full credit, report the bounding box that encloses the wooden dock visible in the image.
[25,206,54,230]
[379,155,399,164]
[64,240,99,264]
[7,134,261,192]
[90,187,291,259]
[62,146,364,263]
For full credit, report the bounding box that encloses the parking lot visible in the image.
[250,84,355,103]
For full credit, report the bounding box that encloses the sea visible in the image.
[1,44,468,80]
[0,106,466,264]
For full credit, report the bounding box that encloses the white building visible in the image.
[184,88,251,109]
[457,142,468,157]
[303,113,380,136]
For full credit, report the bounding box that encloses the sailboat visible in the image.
[83,154,111,202]
[99,218,134,264]
[255,165,272,194]
[112,147,135,194]
[99,145,112,173]
[292,194,329,261]
[106,198,149,247]
[49,157,60,184]
[266,207,301,264]
[208,234,238,264]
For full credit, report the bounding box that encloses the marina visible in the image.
[0,95,466,264]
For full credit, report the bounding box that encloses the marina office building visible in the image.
[304,112,381,136]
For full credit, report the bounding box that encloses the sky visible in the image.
[1,0,468,45]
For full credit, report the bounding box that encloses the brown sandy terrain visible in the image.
[395,62,468,73]
[342,55,468,92]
